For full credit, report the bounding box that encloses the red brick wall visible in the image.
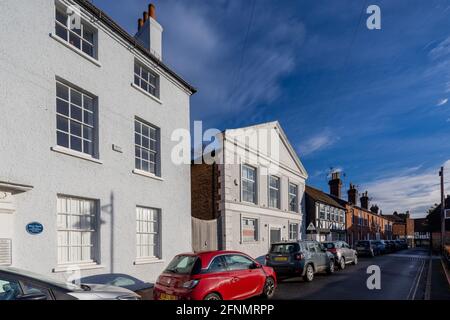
[345,204,393,245]
[191,163,220,220]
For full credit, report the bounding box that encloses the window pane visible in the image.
[84,111,93,126]
[55,23,68,41]
[71,136,82,152]
[71,90,82,106]
[83,96,93,112]
[70,121,82,137]
[71,105,82,121]
[135,158,141,170]
[57,131,69,148]
[83,140,93,155]
[135,121,141,134]
[69,32,81,49]
[82,41,94,57]
[83,28,94,43]
[57,83,69,100]
[142,137,150,149]
[57,116,69,132]
[83,126,93,141]
[57,99,69,116]
[56,9,67,25]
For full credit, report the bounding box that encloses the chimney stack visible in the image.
[370,204,379,214]
[328,171,342,199]
[360,191,369,210]
[134,3,163,60]
[143,11,149,23]
[149,4,156,19]
[348,183,358,205]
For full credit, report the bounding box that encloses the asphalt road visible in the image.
[273,248,432,300]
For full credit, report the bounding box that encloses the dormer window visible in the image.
[55,5,97,58]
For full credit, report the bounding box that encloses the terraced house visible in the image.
[0,0,195,282]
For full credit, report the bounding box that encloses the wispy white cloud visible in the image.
[298,131,340,156]
[362,160,450,217]
[428,37,450,61]
[436,98,448,106]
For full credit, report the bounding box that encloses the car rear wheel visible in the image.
[262,277,275,299]
[204,293,221,301]
[339,258,345,270]
[326,260,335,274]
[352,255,358,265]
[303,264,314,282]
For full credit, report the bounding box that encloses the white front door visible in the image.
[0,191,14,266]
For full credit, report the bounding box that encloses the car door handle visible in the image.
[231,277,239,283]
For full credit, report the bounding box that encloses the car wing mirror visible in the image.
[16,293,48,301]
[250,262,261,269]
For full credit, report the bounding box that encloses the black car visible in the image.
[266,240,335,282]
[354,240,378,257]
[384,240,396,253]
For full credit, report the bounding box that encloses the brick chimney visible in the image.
[360,191,369,210]
[370,204,379,214]
[329,171,342,198]
[135,3,163,60]
[348,183,358,205]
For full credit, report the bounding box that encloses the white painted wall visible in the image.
[0,0,192,282]
[217,123,307,260]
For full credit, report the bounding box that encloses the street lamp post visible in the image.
[439,167,445,253]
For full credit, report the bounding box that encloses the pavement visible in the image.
[273,247,450,300]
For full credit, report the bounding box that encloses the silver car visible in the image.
[322,241,358,270]
[0,267,140,300]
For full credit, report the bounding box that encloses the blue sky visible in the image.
[93,0,450,217]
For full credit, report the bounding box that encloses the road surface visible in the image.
[273,248,439,300]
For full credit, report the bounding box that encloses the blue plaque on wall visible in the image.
[26,222,44,235]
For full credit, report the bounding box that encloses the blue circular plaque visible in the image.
[26,222,44,235]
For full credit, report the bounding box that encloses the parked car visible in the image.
[322,241,358,270]
[0,267,140,300]
[355,240,378,257]
[371,240,387,255]
[76,273,153,300]
[154,251,276,300]
[266,240,335,282]
[397,239,408,249]
[384,240,396,253]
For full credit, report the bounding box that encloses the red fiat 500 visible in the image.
[153,251,277,300]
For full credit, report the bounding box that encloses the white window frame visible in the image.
[136,207,161,261]
[134,61,160,99]
[268,175,281,209]
[134,118,161,177]
[241,217,259,243]
[56,80,97,158]
[319,204,326,219]
[289,223,299,240]
[57,195,98,266]
[241,164,257,204]
[54,3,97,59]
[288,182,299,213]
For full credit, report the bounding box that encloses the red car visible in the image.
[153,250,277,300]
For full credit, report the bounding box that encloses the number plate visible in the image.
[274,256,288,262]
[160,293,177,300]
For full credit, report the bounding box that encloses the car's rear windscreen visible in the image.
[164,255,202,275]
[270,243,300,254]
[356,241,370,247]
[322,242,335,249]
